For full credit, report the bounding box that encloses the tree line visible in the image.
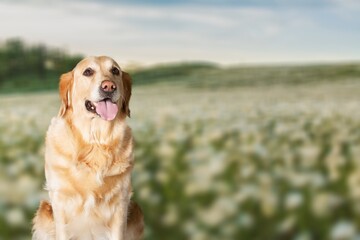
[0,38,83,92]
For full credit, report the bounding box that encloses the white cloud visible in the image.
[0,1,280,62]
[0,0,359,65]
[331,0,360,9]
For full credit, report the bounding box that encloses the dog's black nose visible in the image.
[101,80,116,93]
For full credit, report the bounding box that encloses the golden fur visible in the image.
[32,56,144,240]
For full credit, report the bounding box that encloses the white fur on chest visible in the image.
[48,171,131,240]
[65,181,130,240]
[45,117,133,240]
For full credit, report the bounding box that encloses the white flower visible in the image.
[285,192,303,210]
[234,184,259,203]
[312,192,342,217]
[330,220,356,240]
[240,164,255,179]
[155,171,169,184]
[260,192,278,217]
[326,145,344,182]
[278,216,296,233]
[288,172,309,188]
[157,142,175,159]
[300,145,319,167]
[310,172,327,189]
[5,208,25,226]
[294,231,312,240]
[139,186,151,200]
[237,213,254,228]
[197,197,236,227]
[347,170,360,200]
[162,204,178,226]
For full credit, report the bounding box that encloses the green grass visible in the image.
[2,62,360,93]
[130,62,218,85]
[0,73,59,94]
[2,63,360,239]
[130,62,360,88]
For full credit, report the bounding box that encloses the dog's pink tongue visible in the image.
[95,100,118,121]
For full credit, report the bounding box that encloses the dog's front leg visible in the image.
[110,179,131,240]
[110,202,129,240]
[51,194,68,240]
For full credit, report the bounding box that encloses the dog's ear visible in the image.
[121,71,132,118]
[58,71,73,117]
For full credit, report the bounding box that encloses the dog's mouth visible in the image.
[85,99,118,121]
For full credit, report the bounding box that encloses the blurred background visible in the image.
[1,0,360,239]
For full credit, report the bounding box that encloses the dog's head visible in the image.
[58,56,131,121]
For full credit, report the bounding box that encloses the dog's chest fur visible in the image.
[44,117,133,238]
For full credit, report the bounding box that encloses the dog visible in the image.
[32,56,144,240]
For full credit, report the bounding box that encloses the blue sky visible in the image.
[0,0,359,66]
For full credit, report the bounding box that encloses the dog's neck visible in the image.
[66,113,126,146]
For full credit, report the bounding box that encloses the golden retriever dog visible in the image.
[32,56,144,240]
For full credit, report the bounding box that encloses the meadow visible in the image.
[1,63,360,239]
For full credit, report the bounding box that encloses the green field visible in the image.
[2,63,360,239]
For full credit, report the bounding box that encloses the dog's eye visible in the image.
[83,68,94,77]
[111,67,120,76]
